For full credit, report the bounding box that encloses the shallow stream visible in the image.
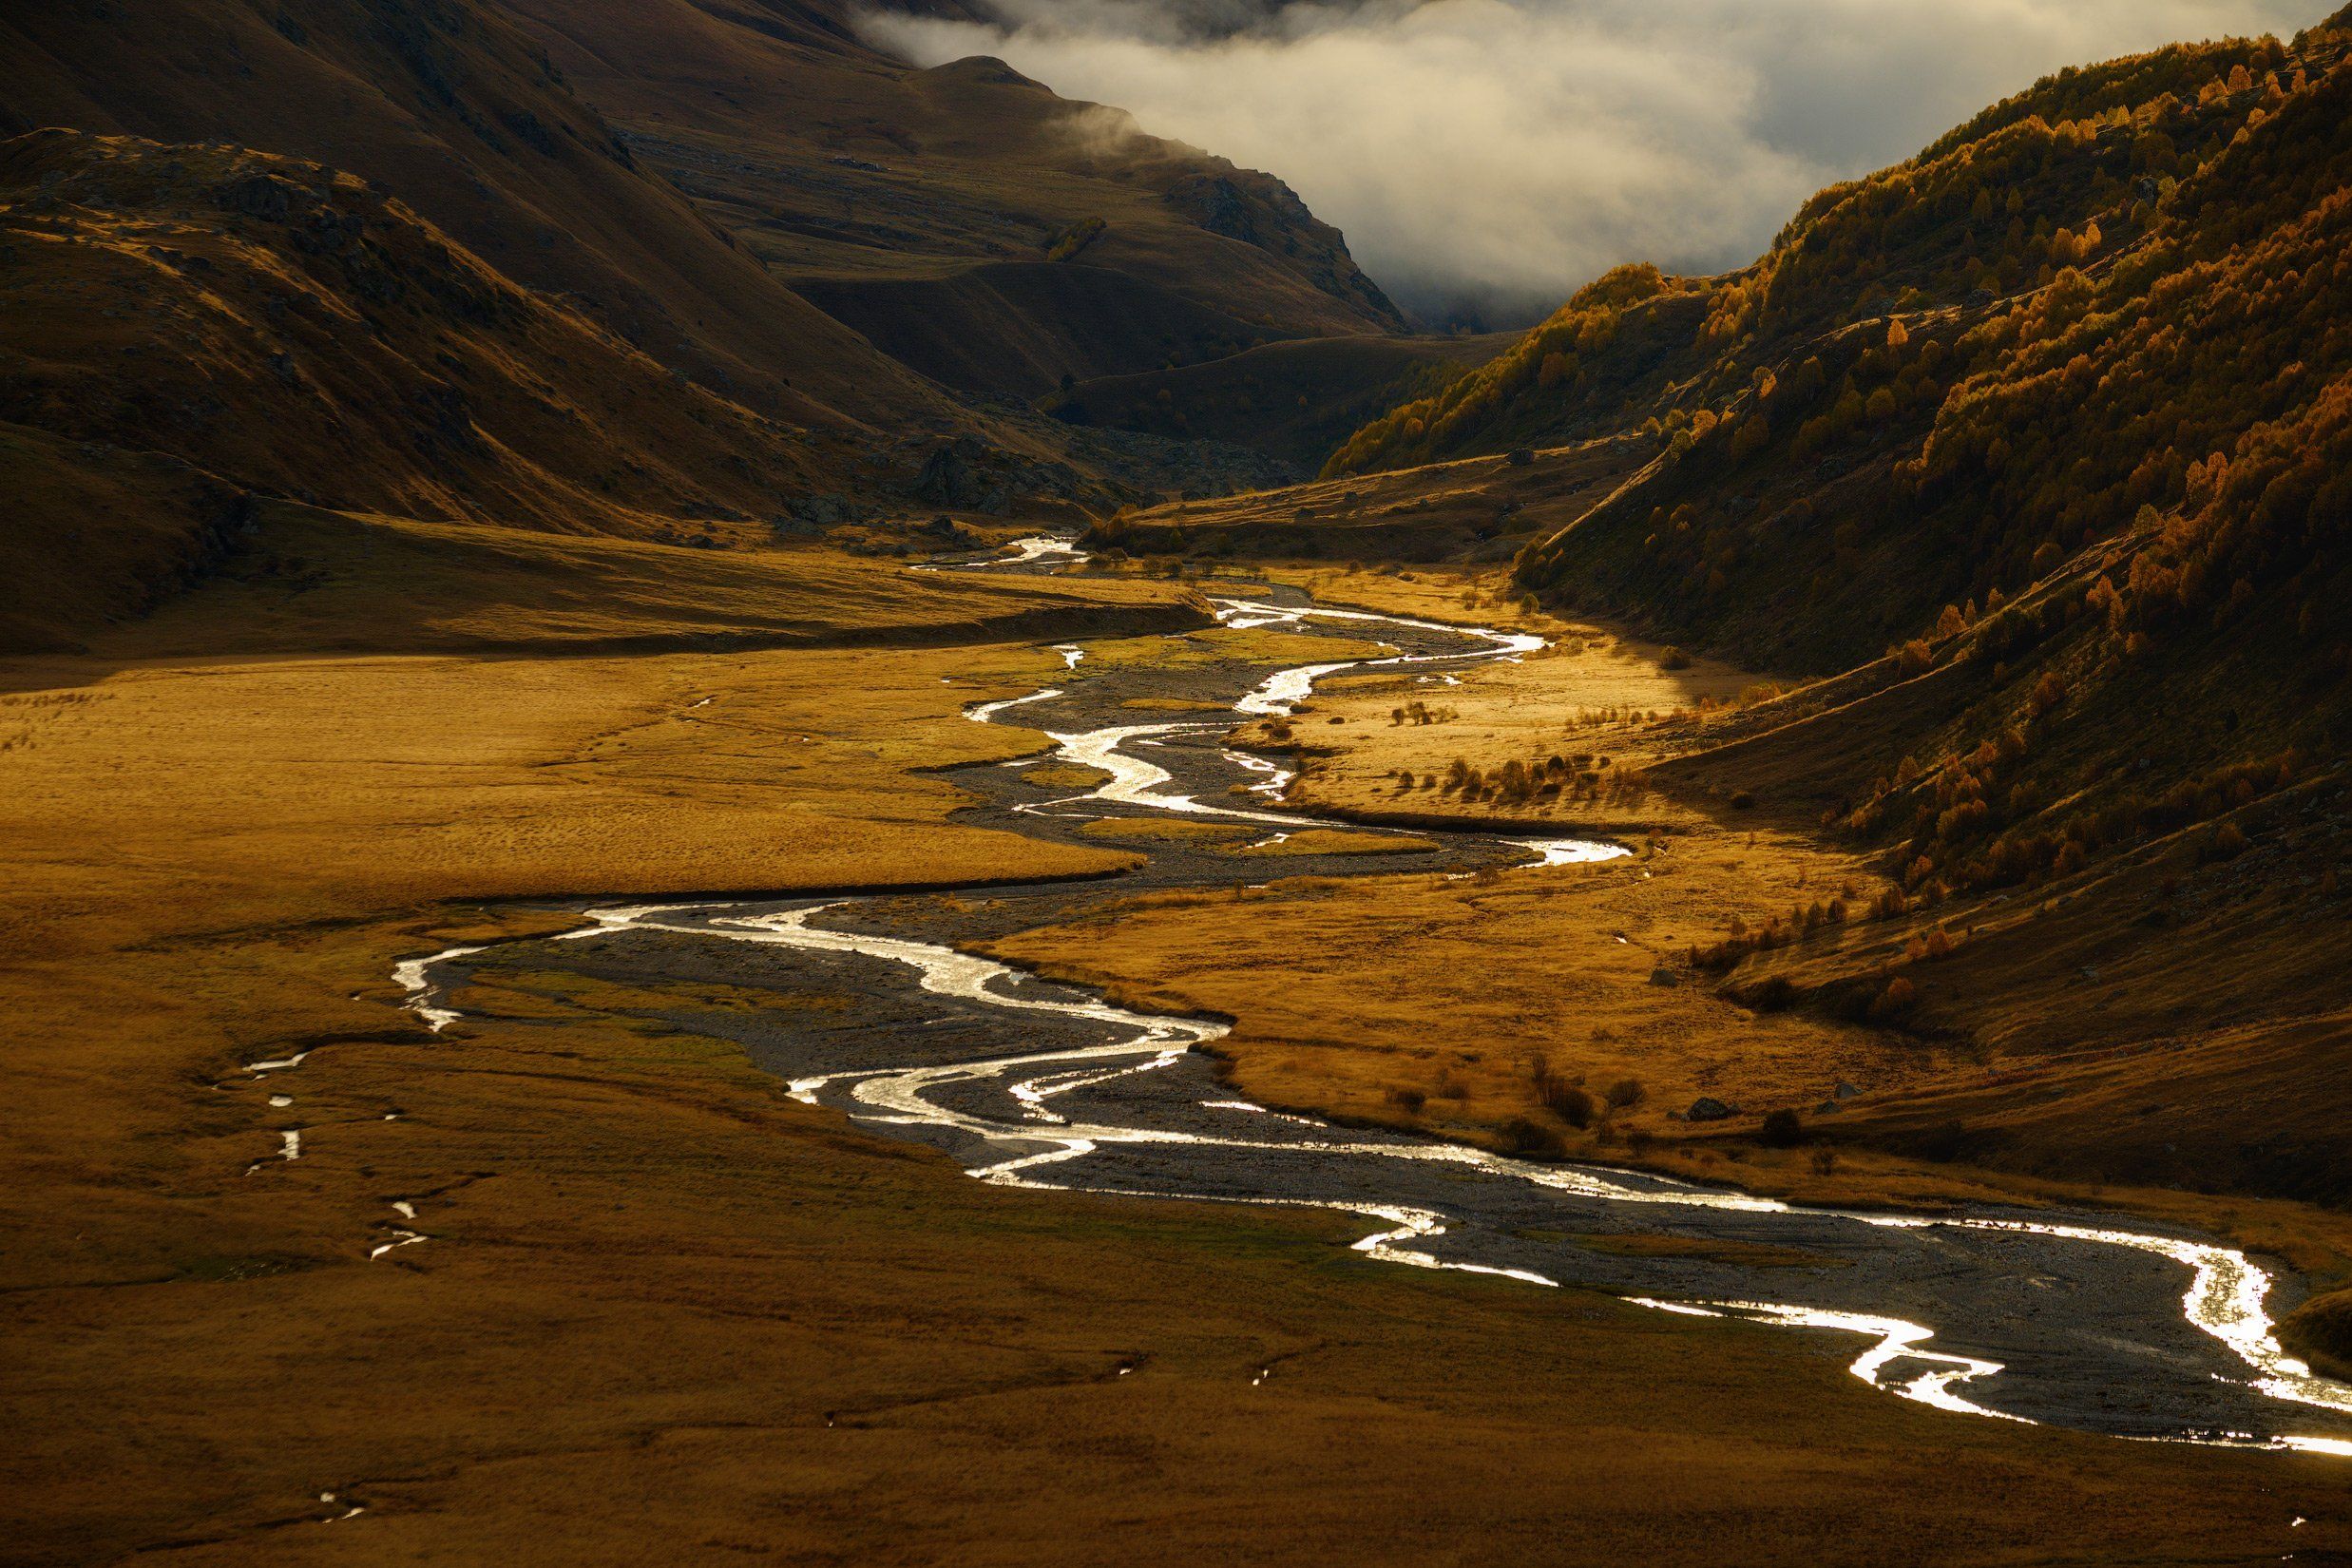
[396,536,2352,1457]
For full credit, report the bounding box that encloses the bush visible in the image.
[1604,1078,1646,1110]
[1659,646,1692,671]
[1539,1079,1596,1128]
[1386,1085,1426,1115]
[1868,975,1918,1021]
[2280,1289,2352,1382]
[1760,1109,1806,1147]
[1501,1117,1567,1159]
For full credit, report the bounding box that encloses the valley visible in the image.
[4,2,2351,1562]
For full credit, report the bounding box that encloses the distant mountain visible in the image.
[0,0,1421,647]
[490,0,1406,396]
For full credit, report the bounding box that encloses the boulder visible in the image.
[1686,1097,1739,1123]
[1647,966,1680,988]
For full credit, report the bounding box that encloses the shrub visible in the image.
[1540,1079,1596,1128]
[1760,1109,1806,1147]
[1869,975,1918,1020]
[1386,1085,1426,1114]
[1604,1078,1646,1110]
[1044,216,1108,262]
[1659,646,1692,671]
[1501,1118,1567,1159]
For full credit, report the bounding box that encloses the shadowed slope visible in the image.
[0,0,955,445]
[497,0,1406,402]
[0,130,830,546]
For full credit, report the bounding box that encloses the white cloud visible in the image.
[861,0,2326,321]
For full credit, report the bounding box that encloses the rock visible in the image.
[1648,966,1681,988]
[1686,1097,1739,1123]
[781,492,865,527]
[217,172,297,221]
[1832,1080,1861,1100]
[1504,448,1533,467]
[914,437,991,508]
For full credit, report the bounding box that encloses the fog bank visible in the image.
[863,0,2326,323]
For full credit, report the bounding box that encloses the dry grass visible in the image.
[0,639,1121,958]
[3,547,2346,1561]
[1237,829,1438,857]
[93,500,1203,660]
[1078,819,1255,846]
[993,582,2352,1284]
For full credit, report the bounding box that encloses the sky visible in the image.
[861,0,2331,323]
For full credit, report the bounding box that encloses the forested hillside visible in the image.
[1524,22,2351,670]
[1219,11,2352,1206]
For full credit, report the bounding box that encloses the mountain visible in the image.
[1329,21,2352,673]
[0,0,1463,660]
[1097,12,2352,1209]
[1040,332,1515,470]
[492,0,1404,396]
[0,0,1405,649]
[0,129,834,541]
[0,0,948,442]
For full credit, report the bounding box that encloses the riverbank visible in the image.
[2,543,2345,1561]
[996,564,2352,1282]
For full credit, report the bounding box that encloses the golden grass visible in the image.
[993,583,2352,1284]
[0,639,1120,957]
[99,500,1203,660]
[1023,762,1117,789]
[1078,818,1254,845]
[2285,1289,2352,1381]
[5,547,2346,1561]
[1235,829,1438,857]
[991,845,1899,1146]
[1072,622,1393,672]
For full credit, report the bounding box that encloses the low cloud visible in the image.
[861,0,2325,323]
